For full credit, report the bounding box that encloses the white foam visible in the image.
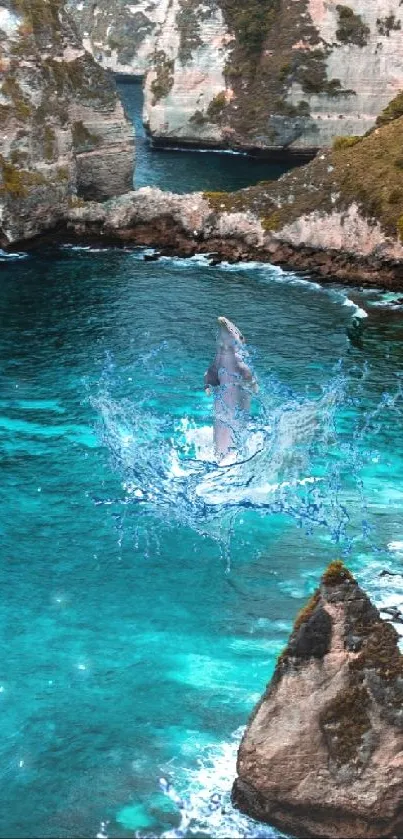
[60,244,112,254]
[388,540,403,552]
[0,248,27,261]
[160,729,278,838]
[154,146,248,156]
[342,297,368,318]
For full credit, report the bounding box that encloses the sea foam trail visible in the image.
[0,248,27,261]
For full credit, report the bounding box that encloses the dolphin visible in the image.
[204,316,258,464]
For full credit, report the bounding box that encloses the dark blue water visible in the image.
[117,81,295,193]
[1,91,403,839]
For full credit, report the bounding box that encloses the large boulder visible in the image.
[0,0,134,245]
[232,561,403,838]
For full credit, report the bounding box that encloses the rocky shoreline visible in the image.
[4,211,403,291]
[5,180,402,290]
[146,136,317,163]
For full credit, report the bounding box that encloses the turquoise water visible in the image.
[116,81,297,193]
[1,244,403,837]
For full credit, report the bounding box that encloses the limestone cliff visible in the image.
[65,108,403,287]
[142,0,403,151]
[0,0,134,245]
[66,0,166,77]
[232,561,403,838]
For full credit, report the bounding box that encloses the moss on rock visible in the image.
[320,684,372,768]
[0,155,46,198]
[151,50,174,105]
[206,91,227,122]
[335,5,370,47]
[293,589,321,631]
[321,560,355,586]
[332,135,362,150]
[72,120,99,152]
[1,75,32,119]
[376,92,403,127]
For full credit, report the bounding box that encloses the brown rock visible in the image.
[232,561,403,838]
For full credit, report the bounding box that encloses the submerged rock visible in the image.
[0,0,134,245]
[232,560,403,838]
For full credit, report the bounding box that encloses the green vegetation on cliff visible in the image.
[151,50,174,104]
[0,155,46,198]
[332,116,403,236]
[221,0,280,55]
[209,0,355,145]
[204,112,403,241]
[335,5,370,47]
[376,91,403,127]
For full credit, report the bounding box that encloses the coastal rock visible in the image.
[0,0,134,245]
[65,111,403,286]
[66,0,167,77]
[140,0,403,152]
[232,561,403,838]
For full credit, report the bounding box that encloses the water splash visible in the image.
[90,342,381,552]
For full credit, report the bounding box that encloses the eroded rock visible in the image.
[0,0,134,244]
[232,560,403,838]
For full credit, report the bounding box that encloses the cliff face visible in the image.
[66,0,166,77]
[65,108,403,286]
[232,561,403,838]
[143,0,233,147]
[0,0,134,245]
[142,0,403,151]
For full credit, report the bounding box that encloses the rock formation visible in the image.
[140,0,403,152]
[65,106,403,287]
[66,0,165,77]
[232,560,403,838]
[0,0,134,245]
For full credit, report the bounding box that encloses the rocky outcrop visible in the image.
[0,0,134,245]
[66,0,166,77]
[64,110,403,287]
[232,561,403,838]
[141,0,403,152]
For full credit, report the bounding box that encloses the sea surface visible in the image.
[117,80,296,193]
[1,83,403,839]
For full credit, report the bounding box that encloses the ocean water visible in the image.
[1,244,403,838]
[116,80,299,193]
[2,80,403,838]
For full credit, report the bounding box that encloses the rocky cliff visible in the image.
[232,560,403,838]
[0,0,134,245]
[66,0,165,77]
[65,105,403,287]
[141,0,403,151]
